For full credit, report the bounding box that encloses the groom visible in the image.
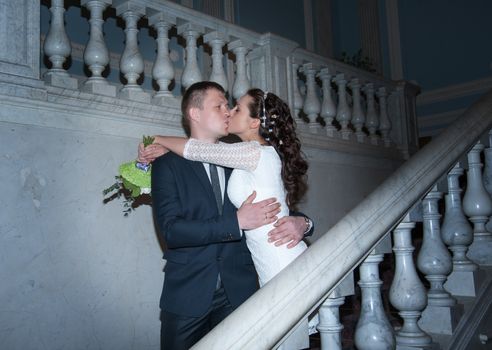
[149,81,312,349]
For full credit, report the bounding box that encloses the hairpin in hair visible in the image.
[261,91,269,129]
[261,115,267,128]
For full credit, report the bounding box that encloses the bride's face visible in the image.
[228,94,258,137]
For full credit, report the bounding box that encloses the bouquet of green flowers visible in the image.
[103,135,154,215]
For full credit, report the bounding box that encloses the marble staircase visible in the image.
[0,1,491,349]
[192,95,492,349]
[313,225,492,350]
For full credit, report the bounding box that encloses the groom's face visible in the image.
[196,88,230,139]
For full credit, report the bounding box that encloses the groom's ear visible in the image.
[188,107,200,123]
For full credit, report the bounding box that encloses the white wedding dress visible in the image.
[184,139,309,349]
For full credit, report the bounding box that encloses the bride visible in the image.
[139,88,312,348]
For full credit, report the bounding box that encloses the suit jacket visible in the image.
[151,152,258,318]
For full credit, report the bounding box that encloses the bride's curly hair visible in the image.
[246,88,308,210]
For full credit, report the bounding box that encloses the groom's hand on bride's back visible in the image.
[237,191,281,230]
[267,216,309,249]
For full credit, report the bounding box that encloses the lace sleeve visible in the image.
[183,139,261,171]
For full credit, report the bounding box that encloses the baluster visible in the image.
[81,0,116,96]
[116,2,149,103]
[418,186,461,335]
[377,87,391,147]
[364,83,379,145]
[204,31,229,91]
[354,249,395,350]
[318,296,345,350]
[177,23,204,90]
[463,141,492,266]
[318,68,337,137]
[44,0,78,89]
[350,78,365,142]
[317,273,354,350]
[443,164,476,267]
[483,130,492,233]
[389,218,432,348]
[148,12,176,104]
[418,186,454,305]
[291,60,304,125]
[334,74,352,140]
[300,63,321,132]
[229,40,251,100]
[442,163,479,297]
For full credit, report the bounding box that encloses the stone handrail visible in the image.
[192,90,492,349]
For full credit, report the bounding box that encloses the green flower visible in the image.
[119,161,151,197]
[102,135,155,215]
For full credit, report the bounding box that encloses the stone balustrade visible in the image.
[290,47,417,157]
[319,149,492,349]
[36,0,418,159]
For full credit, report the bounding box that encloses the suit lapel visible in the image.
[189,165,238,256]
[188,160,232,213]
[188,159,214,197]
[224,167,233,182]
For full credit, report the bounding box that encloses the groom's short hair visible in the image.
[181,81,225,126]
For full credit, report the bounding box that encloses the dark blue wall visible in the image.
[234,0,306,48]
[331,0,361,61]
[397,0,492,134]
[399,0,492,91]
[330,0,492,136]
[330,0,492,90]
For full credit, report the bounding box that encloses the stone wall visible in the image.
[0,103,400,349]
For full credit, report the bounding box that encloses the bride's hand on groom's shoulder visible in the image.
[137,142,168,163]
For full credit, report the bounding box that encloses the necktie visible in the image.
[210,163,223,290]
[209,164,223,215]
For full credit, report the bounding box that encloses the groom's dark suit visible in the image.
[151,152,258,345]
